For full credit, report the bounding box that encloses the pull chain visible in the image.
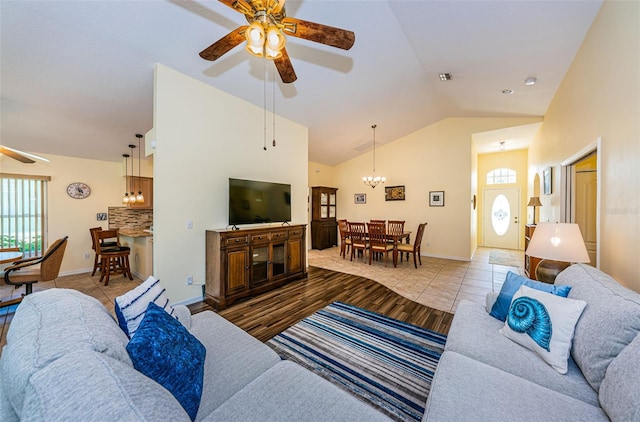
[263,59,267,151]
[272,66,276,147]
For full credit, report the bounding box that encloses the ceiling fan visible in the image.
[0,146,50,164]
[199,0,355,83]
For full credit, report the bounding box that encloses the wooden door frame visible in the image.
[560,137,601,268]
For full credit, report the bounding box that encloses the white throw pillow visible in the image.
[500,285,586,374]
[114,276,176,338]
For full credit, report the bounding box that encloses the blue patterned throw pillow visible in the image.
[507,296,552,352]
[126,302,206,421]
[115,276,177,338]
[500,286,586,374]
[490,271,572,322]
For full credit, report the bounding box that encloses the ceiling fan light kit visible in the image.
[199,0,355,83]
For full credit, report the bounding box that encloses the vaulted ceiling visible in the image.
[0,1,602,166]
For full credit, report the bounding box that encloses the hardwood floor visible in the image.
[188,266,454,342]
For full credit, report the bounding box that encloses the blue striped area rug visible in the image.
[266,302,447,421]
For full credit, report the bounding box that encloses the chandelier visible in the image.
[244,12,287,60]
[362,124,386,188]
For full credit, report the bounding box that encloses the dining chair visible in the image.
[95,229,132,286]
[396,222,427,268]
[367,222,394,266]
[347,222,368,262]
[337,219,351,259]
[1,236,68,308]
[387,220,406,259]
[370,219,386,224]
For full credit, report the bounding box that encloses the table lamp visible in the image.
[527,196,543,224]
[525,222,590,283]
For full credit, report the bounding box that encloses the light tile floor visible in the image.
[308,246,525,313]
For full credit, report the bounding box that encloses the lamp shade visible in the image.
[527,196,543,207]
[525,223,590,263]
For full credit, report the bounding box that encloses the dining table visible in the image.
[0,249,23,265]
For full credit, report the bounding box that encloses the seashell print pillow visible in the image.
[500,285,587,374]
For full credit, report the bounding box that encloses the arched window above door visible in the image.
[487,168,516,185]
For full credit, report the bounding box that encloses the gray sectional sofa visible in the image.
[0,289,390,421]
[424,264,640,421]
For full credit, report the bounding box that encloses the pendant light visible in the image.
[135,134,145,203]
[362,124,386,188]
[128,144,137,204]
[122,153,130,204]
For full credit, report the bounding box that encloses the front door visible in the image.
[483,188,520,249]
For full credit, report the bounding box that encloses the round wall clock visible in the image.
[67,182,91,199]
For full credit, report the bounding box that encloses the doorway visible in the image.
[483,188,520,249]
[562,150,598,266]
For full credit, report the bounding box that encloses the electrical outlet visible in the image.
[186,275,193,285]
[186,219,193,229]
[83,253,90,259]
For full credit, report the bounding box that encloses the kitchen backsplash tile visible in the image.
[108,207,153,230]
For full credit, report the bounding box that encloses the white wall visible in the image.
[529,0,640,291]
[1,153,125,274]
[332,117,542,261]
[152,64,308,304]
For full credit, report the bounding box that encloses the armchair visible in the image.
[1,236,68,308]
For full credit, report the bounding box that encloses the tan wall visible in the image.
[1,153,125,274]
[477,149,529,248]
[152,64,308,304]
[331,117,541,261]
[529,0,640,290]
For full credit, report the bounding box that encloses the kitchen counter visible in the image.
[119,231,154,280]
[118,229,153,238]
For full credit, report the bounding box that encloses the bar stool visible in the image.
[89,227,117,276]
[95,229,132,286]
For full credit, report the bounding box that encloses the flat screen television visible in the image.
[229,178,291,226]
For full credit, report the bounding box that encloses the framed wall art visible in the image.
[354,193,366,204]
[543,167,552,195]
[385,185,405,201]
[429,191,445,207]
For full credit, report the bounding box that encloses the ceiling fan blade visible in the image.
[274,48,297,83]
[0,146,36,164]
[219,0,254,16]
[281,17,355,50]
[200,26,248,61]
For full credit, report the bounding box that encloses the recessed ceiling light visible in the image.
[501,89,514,95]
[439,73,452,81]
[525,77,537,86]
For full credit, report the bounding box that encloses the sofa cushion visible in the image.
[490,271,571,321]
[599,332,640,422]
[500,286,586,374]
[21,351,189,421]
[423,351,608,422]
[115,275,177,338]
[189,311,282,421]
[204,360,391,422]
[444,300,598,406]
[127,302,205,421]
[557,264,640,391]
[0,289,131,418]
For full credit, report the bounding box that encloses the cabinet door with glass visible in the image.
[312,187,337,221]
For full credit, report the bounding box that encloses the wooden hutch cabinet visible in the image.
[205,225,307,310]
[524,224,542,280]
[310,186,337,250]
